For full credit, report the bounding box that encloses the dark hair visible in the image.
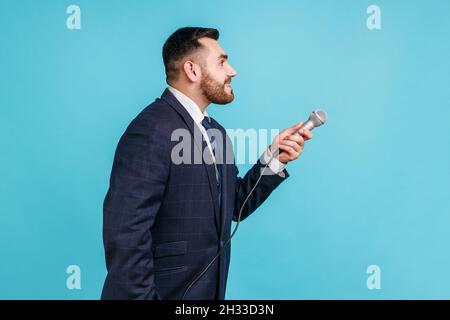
[162,27,219,82]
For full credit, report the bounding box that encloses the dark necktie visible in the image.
[201,116,222,208]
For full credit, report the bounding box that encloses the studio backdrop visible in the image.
[1,0,449,299]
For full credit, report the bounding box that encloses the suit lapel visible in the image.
[160,89,221,236]
[210,119,233,238]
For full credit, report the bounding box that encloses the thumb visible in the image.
[287,121,304,134]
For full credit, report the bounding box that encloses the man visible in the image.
[101,27,313,300]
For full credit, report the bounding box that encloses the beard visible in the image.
[200,71,234,105]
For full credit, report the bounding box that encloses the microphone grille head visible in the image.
[315,109,328,122]
[310,109,327,128]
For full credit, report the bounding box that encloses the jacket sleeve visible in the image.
[101,119,170,300]
[232,156,289,222]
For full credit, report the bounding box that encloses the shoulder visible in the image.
[125,97,184,138]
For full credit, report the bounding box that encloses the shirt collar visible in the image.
[167,85,209,124]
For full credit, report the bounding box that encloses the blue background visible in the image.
[1,0,449,299]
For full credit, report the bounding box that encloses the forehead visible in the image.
[198,37,226,58]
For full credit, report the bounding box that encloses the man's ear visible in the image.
[183,60,201,83]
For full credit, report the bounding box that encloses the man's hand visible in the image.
[269,121,313,164]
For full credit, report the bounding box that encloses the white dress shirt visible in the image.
[167,85,286,177]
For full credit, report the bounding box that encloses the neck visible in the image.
[169,83,210,113]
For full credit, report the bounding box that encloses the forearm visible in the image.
[233,150,289,222]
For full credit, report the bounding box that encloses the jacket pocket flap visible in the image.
[154,240,187,258]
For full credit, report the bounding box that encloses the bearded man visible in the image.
[101,27,313,300]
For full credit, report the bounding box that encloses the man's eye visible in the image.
[220,60,225,66]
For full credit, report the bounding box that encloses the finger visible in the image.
[278,146,294,161]
[279,144,299,158]
[287,121,304,134]
[280,147,301,162]
[280,142,300,155]
[299,129,313,140]
[284,134,304,147]
[280,139,301,153]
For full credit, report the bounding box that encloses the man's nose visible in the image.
[228,65,237,77]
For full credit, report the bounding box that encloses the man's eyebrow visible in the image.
[217,54,228,60]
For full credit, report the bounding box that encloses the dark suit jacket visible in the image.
[101,88,289,300]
